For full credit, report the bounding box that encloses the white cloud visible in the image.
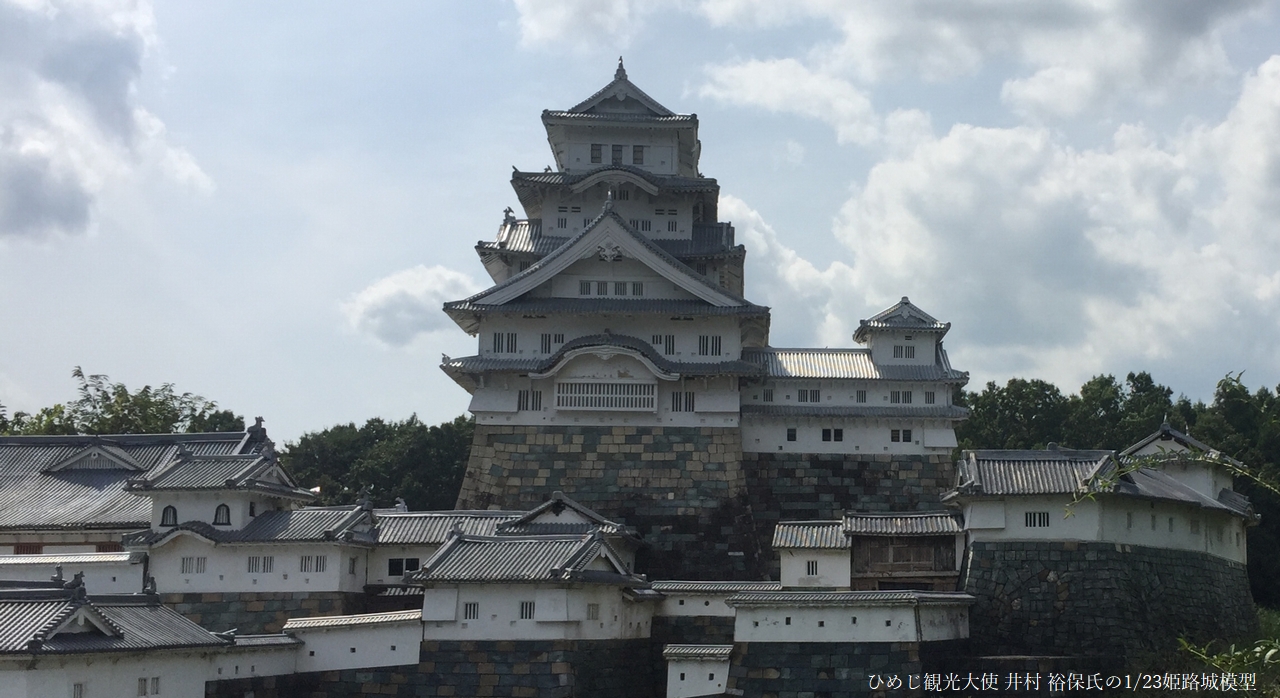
[512,0,673,50]
[732,55,1280,390]
[0,0,208,240]
[700,58,880,145]
[343,265,484,348]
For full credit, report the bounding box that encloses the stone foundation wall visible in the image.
[963,541,1259,657]
[725,641,924,698]
[162,591,365,634]
[457,425,763,579]
[204,639,654,698]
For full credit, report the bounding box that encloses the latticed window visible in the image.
[556,382,655,410]
[611,145,623,164]
[633,145,644,164]
[591,144,602,163]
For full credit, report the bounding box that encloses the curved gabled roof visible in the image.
[854,297,950,343]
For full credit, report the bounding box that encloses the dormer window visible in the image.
[161,506,177,527]
[214,504,231,526]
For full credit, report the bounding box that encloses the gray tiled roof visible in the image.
[410,532,640,585]
[0,589,228,655]
[231,634,301,648]
[374,511,522,545]
[444,298,768,318]
[650,581,782,594]
[843,511,963,536]
[742,348,967,382]
[952,448,1256,518]
[725,590,975,608]
[663,644,734,660]
[544,111,694,123]
[0,432,259,531]
[854,297,950,343]
[512,166,716,192]
[1120,422,1245,467]
[283,609,421,630]
[772,521,846,549]
[0,552,144,567]
[479,220,737,260]
[125,505,375,547]
[126,453,312,500]
[741,404,970,419]
[494,491,634,539]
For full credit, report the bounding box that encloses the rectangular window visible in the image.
[520,601,536,620]
[73,684,85,698]
[617,189,630,201]
[632,145,644,165]
[14,543,43,555]
[698,335,722,356]
[637,219,652,231]
[541,333,552,354]
[464,602,479,620]
[696,262,707,275]
[902,428,912,442]
[579,281,591,295]
[798,389,820,403]
[300,555,314,573]
[890,391,901,404]
[349,557,357,575]
[615,281,627,295]
[570,206,580,213]
[506,333,517,353]
[596,281,608,295]
[557,217,567,228]
[667,219,678,232]
[151,678,160,695]
[180,557,206,574]
[554,333,564,344]
[631,281,643,296]
[833,428,843,441]
[1126,512,1133,529]
[492,332,504,353]
[891,429,901,442]
[517,389,543,411]
[925,391,936,404]
[1025,511,1050,528]
[139,678,148,696]
[893,345,916,359]
[388,558,404,576]
[822,428,831,442]
[587,603,600,620]
[652,334,675,354]
[902,391,913,404]
[1169,517,1174,533]
[671,391,695,412]
[248,556,261,574]
[806,560,819,576]
[763,388,774,402]
[591,144,602,163]
[583,217,591,228]
[611,145,623,164]
[856,390,867,403]
[786,428,797,442]
[556,382,656,410]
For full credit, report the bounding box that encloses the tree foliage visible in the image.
[0,367,243,436]
[280,414,473,511]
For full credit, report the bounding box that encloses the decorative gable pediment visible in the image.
[47,604,121,639]
[45,445,144,473]
[461,211,745,309]
[567,59,674,117]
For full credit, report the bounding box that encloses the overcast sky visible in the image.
[3,0,1280,443]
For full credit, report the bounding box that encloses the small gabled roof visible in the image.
[125,505,375,547]
[125,453,313,501]
[771,521,845,549]
[843,511,963,537]
[563,58,675,117]
[0,586,228,655]
[1121,422,1245,467]
[409,530,640,585]
[444,206,762,334]
[44,445,144,473]
[854,297,950,343]
[374,511,523,545]
[495,491,635,538]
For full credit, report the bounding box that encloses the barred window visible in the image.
[596,281,608,295]
[541,333,552,354]
[213,504,231,526]
[822,428,832,441]
[517,390,543,411]
[464,602,479,620]
[611,145,623,165]
[617,189,630,201]
[587,603,600,620]
[161,506,177,527]
[925,391,936,404]
[615,282,627,295]
[763,388,774,402]
[856,390,867,403]
[902,391,913,404]
[1024,511,1050,528]
[557,217,567,228]
[556,382,655,410]
[591,144,602,163]
[806,560,819,576]
[798,389,820,403]
[631,282,644,296]
[180,556,206,574]
[667,220,678,232]
[652,334,675,354]
[300,555,314,573]
[520,601,536,620]
[632,145,644,164]
[833,428,843,442]
[893,345,916,359]
[671,391,696,412]
[698,335,722,356]
[579,281,591,295]
[786,428,797,442]
[890,391,902,404]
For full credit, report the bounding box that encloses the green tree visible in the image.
[281,414,473,511]
[0,367,243,435]
[955,378,1069,449]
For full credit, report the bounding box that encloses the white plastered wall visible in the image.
[149,535,367,594]
[421,583,654,641]
[292,622,422,673]
[778,549,851,589]
[667,657,731,698]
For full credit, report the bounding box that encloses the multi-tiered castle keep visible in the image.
[442,60,969,579]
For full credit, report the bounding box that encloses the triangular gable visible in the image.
[46,604,121,639]
[855,296,949,342]
[456,209,746,309]
[1120,422,1241,466]
[568,59,674,117]
[512,491,617,529]
[45,445,145,473]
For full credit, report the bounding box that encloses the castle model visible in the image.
[443,59,968,580]
[0,62,1261,698]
